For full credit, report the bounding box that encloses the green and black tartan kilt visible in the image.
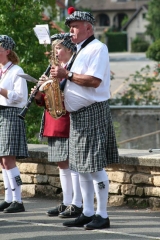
[48,137,69,162]
[69,100,119,173]
[0,107,29,159]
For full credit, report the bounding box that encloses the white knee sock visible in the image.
[6,167,22,203]
[2,169,12,203]
[59,168,72,206]
[70,170,82,207]
[91,169,109,218]
[79,173,95,217]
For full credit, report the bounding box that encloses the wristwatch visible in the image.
[68,72,73,81]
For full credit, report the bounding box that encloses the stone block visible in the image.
[127,198,149,208]
[45,165,59,175]
[153,176,160,187]
[121,184,136,195]
[132,173,153,185]
[108,195,125,206]
[0,182,4,195]
[136,187,144,196]
[136,166,151,174]
[35,185,61,198]
[48,176,61,188]
[106,163,121,171]
[21,174,34,183]
[0,173,2,181]
[106,164,135,172]
[19,163,45,174]
[145,187,160,197]
[108,171,131,183]
[109,183,121,194]
[119,165,135,172]
[33,174,48,184]
[149,197,160,209]
[22,184,36,197]
[151,167,160,175]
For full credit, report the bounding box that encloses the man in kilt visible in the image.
[50,7,119,230]
[0,35,28,213]
[32,33,83,218]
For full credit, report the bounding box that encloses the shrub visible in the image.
[131,37,150,52]
[146,39,160,61]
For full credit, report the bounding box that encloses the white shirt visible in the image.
[64,39,111,112]
[0,61,28,108]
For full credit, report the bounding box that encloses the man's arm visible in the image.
[50,65,101,88]
[66,71,101,88]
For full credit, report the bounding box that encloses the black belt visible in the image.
[0,105,15,109]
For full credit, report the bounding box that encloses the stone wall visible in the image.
[110,106,160,150]
[1,145,160,209]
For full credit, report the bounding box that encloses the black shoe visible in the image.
[46,203,67,217]
[3,201,25,213]
[84,214,110,230]
[59,204,83,218]
[63,213,94,227]
[0,201,12,211]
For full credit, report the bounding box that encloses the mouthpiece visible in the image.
[63,33,75,39]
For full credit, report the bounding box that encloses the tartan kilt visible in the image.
[0,107,29,159]
[69,100,119,173]
[48,137,69,162]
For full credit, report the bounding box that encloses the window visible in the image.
[142,13,146,19]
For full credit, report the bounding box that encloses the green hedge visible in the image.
[105,32,127,52]
[131,37,150,52]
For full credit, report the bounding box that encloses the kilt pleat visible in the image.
[48,137,69,162]
[0,107,28,159]
[69,101,119,172]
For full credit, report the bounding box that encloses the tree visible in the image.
[146,0,160,40]
[0,0,59,143]
[0,0,57,77]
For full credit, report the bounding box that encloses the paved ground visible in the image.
[1,195,160,240]
[109,52,157,98]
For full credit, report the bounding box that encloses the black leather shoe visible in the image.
[0,201,12,211]
[63,213,94,227]
[46,203,67,217]
[84,214,110,230]
[59,204,83,218]
[3,201,25,213]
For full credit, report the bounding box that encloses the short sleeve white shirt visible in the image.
[64,39,111,112]
[0,61,28,108]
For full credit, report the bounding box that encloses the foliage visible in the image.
[131,37,150,52]
[109,65,160,106]
[121,16,129,27]
[105,32,127,52]
[146,39,160,62]
[0,0,60,143]
[145,0,160,40]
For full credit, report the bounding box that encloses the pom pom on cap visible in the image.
[68,7,76,14]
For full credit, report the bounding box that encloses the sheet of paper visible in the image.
[17,73,38,83]
[33,24,51,44]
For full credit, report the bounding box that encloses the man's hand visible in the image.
[50,65,68,80]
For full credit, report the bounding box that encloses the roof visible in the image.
[56,0,65,9]
[122,4,148,30]
[75,0,150,11]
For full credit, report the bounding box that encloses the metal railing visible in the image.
[118,130,160,145]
